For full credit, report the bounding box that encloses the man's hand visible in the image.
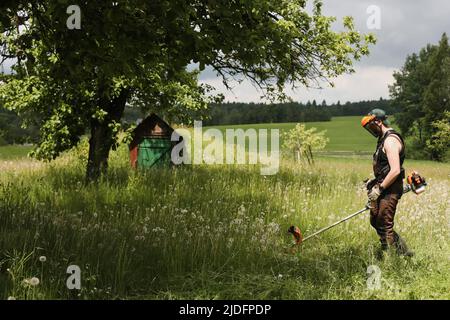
[368,184,383,201]
[364,178,377,191]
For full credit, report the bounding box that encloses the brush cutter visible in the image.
[288,171,427,247]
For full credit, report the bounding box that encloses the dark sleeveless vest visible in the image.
[373,129,405,195]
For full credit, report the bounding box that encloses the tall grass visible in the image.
[0,144,449,299]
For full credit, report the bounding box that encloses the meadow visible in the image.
[0,116,390,160]
[0,145,33,160]
[0,117,449,300]
[208,116,390,153]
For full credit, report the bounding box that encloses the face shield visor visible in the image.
[361,115,381,138]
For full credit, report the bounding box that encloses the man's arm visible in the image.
[380,136,402,190]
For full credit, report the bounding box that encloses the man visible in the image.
[361,109,414,258]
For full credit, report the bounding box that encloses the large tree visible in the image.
[0,0,375,180]
[390,33,450,160]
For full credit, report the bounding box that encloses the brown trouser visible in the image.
[369,192,401,249]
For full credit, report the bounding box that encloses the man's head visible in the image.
[361,108,390,137]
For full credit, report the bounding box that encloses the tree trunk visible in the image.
[308,145,314,164]
[86,89,129,182]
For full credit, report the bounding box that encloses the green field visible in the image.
[0,145,33,160]
[0,116,392,160]
[206,116,398,154]
[0,117,449,300]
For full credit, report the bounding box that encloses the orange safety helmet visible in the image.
[361,109,389,137]
[361,114,380,137]
[361,114,376,127]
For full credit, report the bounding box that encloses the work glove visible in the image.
[368,184,383,202]
[364,178,377,191]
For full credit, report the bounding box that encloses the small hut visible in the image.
[129,114,180,169]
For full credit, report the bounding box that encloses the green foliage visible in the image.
[426,111,450,162]
[283,123,328,164]
[205,102,332,125]
[390,33,450,161]
[204,98,397,126]
[0,106,39,145]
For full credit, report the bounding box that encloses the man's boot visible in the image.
[394,234,414,257]
[375,242,388,260]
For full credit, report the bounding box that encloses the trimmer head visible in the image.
[288,225,303,246]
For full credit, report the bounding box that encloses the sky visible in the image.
[198,0,450,104]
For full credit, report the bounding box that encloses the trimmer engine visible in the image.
[405,171,427,194]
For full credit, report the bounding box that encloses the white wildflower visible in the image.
[24,277,40,286]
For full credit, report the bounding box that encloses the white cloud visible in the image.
[200,65,396,104]
[0,59,14,74]
[198,0,449,103]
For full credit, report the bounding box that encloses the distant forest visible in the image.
[0,108,39,145]
[1,98,399,145]
[204,98,399,125]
